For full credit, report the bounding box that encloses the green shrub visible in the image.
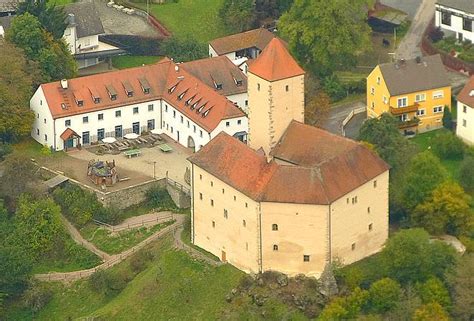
[0,143,12,161]
[145,186,176,210]
[459,157,474,191]
[368,278,401,313]
[129,249,154,274]
[89,269,128,296]
[431,132,465,160]
[22,281,53,313]
[416,277,451,308]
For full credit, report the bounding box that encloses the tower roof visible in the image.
[248,38,305,82]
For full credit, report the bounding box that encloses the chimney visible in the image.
[68,13,75,26]
[60,79,68,90]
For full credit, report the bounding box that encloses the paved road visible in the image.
[322,101,366,136]
[395,0,437,60]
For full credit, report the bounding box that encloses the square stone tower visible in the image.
[247,38,305,155]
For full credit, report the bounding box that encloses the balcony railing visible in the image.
[398,117,420,129]
[389,103,420,116]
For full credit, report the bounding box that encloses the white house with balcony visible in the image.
[456,76,474,145]
[30,59,247,151]
[64,1,124,69]
[435,0,474,43]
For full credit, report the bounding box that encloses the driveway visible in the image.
[88,0,160,37]
[322,101,366,136]
[395,0,437,60]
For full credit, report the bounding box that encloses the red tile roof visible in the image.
[209,28,276,55]
[181,56,247,96]
[248,38,305,82]
[458,76,474,108]
[189,121,389,205]
[40,58,245,132]
[60,128,80,140]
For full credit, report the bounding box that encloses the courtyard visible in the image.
[37,134,192,193]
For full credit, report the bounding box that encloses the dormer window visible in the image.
[215,83,223,90]
[106,84,117,101]
[94,97,100,104]
[122,81,134,97]
[196,103,206,114]
[235,79,243,86]
[139,78,151,94]
[76,99,83,107]
[191,99,202,110]
[185,95,196,106]
[168,82,179,94]
[73,93,84,107]
[202,107,213,118]
[89,87,101,104]
[177,89,188,100]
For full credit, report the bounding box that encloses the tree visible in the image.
[442,106,453,130]
[15,196,65,255]
[367,278,401,313]
[304,91,331,127]
[448,254,474,321]
[0,38,36,138]
[379,229,457,284]
[160,37,208,63]
[400,151,448,210]
[358,113,418,174]
[319,287,369,320]
[432,131,465,160]
[459,157,474,192]
[279,0,371,77]
[219,0,255,33]
[412,181,473,236]
[17,0,67,40]
[6,13,76,82]
[416,277,451,309]
[0,154,39,204]
[412,302,449,321]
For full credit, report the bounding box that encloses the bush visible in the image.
[0,143,12,161]
[431,132,465,160]
[459,157,474,191]
[89,269,128,296]
[416,277,451,308]
[145,186,176,210]
[322,75,345,101]
[412,302,449,321]
[129,250,154,273]
[53,184,109,226]
[160,36,207,63]
[368,278,401,313]
[22,281,53,313]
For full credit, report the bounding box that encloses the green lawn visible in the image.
[131,0,226,43]
[111,55,163,69]
[32,237,101,274]
[7,235,305,320]
[13,138,65,161]
[410,128,461,180]
[80,220,175,255]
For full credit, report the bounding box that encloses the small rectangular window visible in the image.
[433,91,444,99]
[373,180,377,188]
[180,116,183,123]
[98,113,104,121]
[115,110,121,117]
[199,193,203,200]
[133,107,139,114]
[224,209,228,219]
[173,110,176,118]
[352,243,356,251]
[369,223,373,231]
[212,221,215,228]
[242,220,246,227]
[199,174,202,180]
[367,207,371,213]
[226,121,230,127]
[83,116,88,123]
[303,255,310,262]
[222,188,225,194]
[65,119,71,127]
[285,85,289,92]
[257,83,260,91]
[148,104,154,111]
[211,199,214,206]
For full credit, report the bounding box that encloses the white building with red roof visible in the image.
[456,76,474,145]
[30,58,247,151]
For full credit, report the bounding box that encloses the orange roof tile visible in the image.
[458,76,474,108]
[209,28,276,55]
[40,59,245,132]
[189,122,389,205]
[60,128,80,140]
[248,38,305,82]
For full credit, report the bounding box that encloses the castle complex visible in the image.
[189,39,390,277]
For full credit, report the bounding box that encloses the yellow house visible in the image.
[367,55,451,133]
[188,38,390,277]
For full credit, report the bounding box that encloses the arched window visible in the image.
[273,244,278,251]
[272,224,278,231]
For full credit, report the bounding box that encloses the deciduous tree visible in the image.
[368,278,401,313]
[304,91,331,128]
[432,131,465,160]
[17,0,67,40]
[219,0,255,33]
[442,106,453,130]
[379,229,456,284]
[448,254,474,321]
[400,151,448,210]
[412,302,449,321]
[160,37,208,63]
[412,181,473,236]
[459,157,474,192]
[416,277,451,309]
[279,0,371,76]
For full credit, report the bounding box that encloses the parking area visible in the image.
[91,0,161,37]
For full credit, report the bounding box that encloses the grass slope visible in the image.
[133,0,226,43]
[80,221,175,255]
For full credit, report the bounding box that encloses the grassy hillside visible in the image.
[7,236,306,320]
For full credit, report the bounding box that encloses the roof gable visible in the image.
[379,55,450,96]
[458,76,474,108]
[209,28,276,55]
[40,59,245,132]
[248,38,305,82]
